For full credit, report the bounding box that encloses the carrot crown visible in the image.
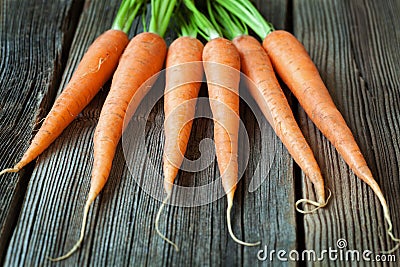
[148,0,178,37]
[215,0,274,39]
[112,0,146,34]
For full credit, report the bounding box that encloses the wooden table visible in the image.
[1,0,399,266]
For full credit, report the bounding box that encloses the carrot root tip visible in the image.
[226,202,261,247]
[47,198,93,261]
[295,188,332,214]
[0,167,19,177]
[381,236,400,254]
[380,207,400,254]
[155,195,179,252]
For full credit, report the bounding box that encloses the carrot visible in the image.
[263,30,400,251]
[201,0,259,247]
[49,0,172,261]
[155,4,204,251]
[217,0,400,252]
[0,0,145,177]
[212,1,328,210]
[162,38,204,196]
[91,31,166,198]
[162,37,204,194]
[203,37,255,246]
[0,31,128,177]
[89,31,166,214]
[156,36,204,251]
[233,35,327,207]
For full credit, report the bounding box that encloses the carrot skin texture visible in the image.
[89,32,167,200]
[163,36,204,195]
[202,37,241,202]
[15,29,129,170]
[233,35,325,203]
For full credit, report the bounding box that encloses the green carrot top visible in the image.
[112,0,146,34]
[209,1,248,40]
[148,0,178,37]
[172,2,197,38]
[183,0,221,41]
[215,0,274,39]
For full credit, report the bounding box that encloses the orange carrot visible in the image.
[0,29,128,177]
[49,32,167,261]
[203,37,259,246]
[155,36,204,251]
[204,37,240,205]
[92,32,166,204]
[263,30,400,252]
[49,0,175,260]
[232,34,327,207]
[163,36,204,195]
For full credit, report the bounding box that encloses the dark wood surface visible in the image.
[0,0,399,266]
[295,1,400,266]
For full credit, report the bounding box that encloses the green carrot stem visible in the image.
[122,1,144,33]
[183,0,220,41]
[215,0,274,39]
[149,0,178,37]
[112,0,145,34]
[212,2,247,40]
[141,4,148,32]
[176,11,197,38]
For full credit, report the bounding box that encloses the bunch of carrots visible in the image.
[1,0,399,260]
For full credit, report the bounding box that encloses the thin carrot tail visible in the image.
[355,169,400,253]
[295,188,331,214]
[226,192,260,247]
[155,195,179,252]
[47,193,96,261]
[375,192,400,254]
[382,212,400,254]
[0,167,19,177]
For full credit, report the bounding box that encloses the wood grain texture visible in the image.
[293,0,400,265]
[2,0,299,266]
[0,0,84,261]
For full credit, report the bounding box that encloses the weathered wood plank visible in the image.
[294,0,400,265]
[0,0,84,261]
[3,0,300,266]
